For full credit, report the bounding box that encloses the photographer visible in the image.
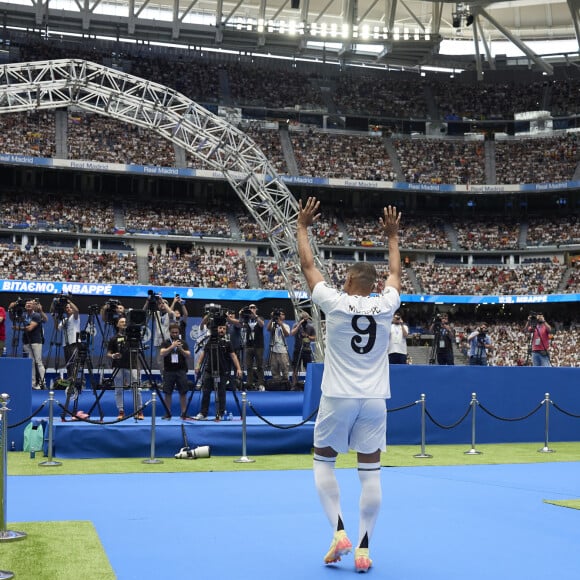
[467,323,493,366]
[100,299,125,327]
[159,322,191,420]
[242,304,265,391]
[290,311,316,388]
[429,313,455,365]
[194,323,243,421]
[107,316,144,420]
[524,312,552,367]
[388,312,409,364]
[143,293,175,370]
[55,298,80,380]
[14,300,47,389]
[171,294,189,338]
[267,309,291,387]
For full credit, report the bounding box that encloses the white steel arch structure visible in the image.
[0,58,328,357]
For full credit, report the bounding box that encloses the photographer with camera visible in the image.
[100,299,125,327]
[171,294,189,338]
[388,312,409,364]
[144,292,176,371]
[290,311,316,388]
[429,313,456,365]
[55,298,80,379]
[524,312,552,367]
[13,299,47,389]
[241,304,265,391]
[194,322,243,421]
[467,323,493,366]
[107,316,144,420]
[159,322,192,420]
[267,309,291,388]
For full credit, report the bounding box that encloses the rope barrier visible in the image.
[478,401,543,422]
[248,401,318,429]
[551,401,580,419]
[425,404,472,430]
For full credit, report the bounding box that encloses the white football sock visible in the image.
[358,461,382,547]
[313,454,342,530]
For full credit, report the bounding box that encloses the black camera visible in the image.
[88,304,100,315]
[104,299,121,324]
[52,292,71,315]
[240,307,253,322]
[271,309,283,321]
[204,303,227,330]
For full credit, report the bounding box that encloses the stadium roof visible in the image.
[0,0,578,74]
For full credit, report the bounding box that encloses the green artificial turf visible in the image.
[7,441,580,476]
[1,521,115,580]
[544,500,580,511]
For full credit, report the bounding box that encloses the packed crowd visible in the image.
[0,244,138,284]
[413,262,567,295]
[453,217,521,250]
[0,193,116,234]
[527,215,580,246]
[67,112,176,166]
[123,205,231,237]
[291,130,397,180]
[0,110,578,185]
[495,135,578,184]
[393,137,486,184]
[149,247,249,289]
[430,78,547,121]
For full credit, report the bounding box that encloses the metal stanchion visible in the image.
[413,394,432,459]
[464,392,482,455]
[143,391,162,464]
[234,392,255,464]
[39,391,62,467]
[538,393,554,454]
[0,393,26,544]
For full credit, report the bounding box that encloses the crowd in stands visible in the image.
[494,135,578,184]
[67,112,176,166]
[149,247,249,289]
[393,138,486,184]
[0,112,56,157]
[333,73,428,118]
[430,79,547,121]
[0,243,138,284]
[242,125,288,174]
[0,193,116,234]
[413,262,566,295]
[453,217,521,250]
[291,130,396,180]
[527,215,580,246]
[123,205,231,237]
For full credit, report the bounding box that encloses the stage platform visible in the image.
[32,389,314,459]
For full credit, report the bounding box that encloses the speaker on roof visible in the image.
[291,0,300,8]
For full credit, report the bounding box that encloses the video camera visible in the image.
[104,299,122,324]
[240,306,253,323]
[125,309,147,347]
[51,292,71,316]
[204,303,227,331]
[76,330,90,354]
[9,296,26,320]
[146,289,163,311]
[431,313,442,333]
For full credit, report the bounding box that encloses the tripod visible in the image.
[428,327,441,365]
[44,310,67,381]
[9,309,26,357]
[89,330,170,421]
[60,334,101,421]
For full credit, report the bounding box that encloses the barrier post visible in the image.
[143,391,163,464]
[538,393,554,454]
[234,392,255,464]
[413,394,432,459]
[0,393,26,544]
[39,391,62,467]
[464,392,482,455]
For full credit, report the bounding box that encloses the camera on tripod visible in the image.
[76,330,90,353]
[146,289,163,311]
[204,303,227,331]
[51,292,71,316]
[431,313,442,333]
[271,309,283,322]
[9,296,27,320]
[125,309,147,347]
[104,299,122,324]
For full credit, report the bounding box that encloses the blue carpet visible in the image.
[9,463,580,579]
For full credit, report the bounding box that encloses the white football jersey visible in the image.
[312,281,400,399]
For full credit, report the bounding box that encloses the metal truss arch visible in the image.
[0,58,327,358]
